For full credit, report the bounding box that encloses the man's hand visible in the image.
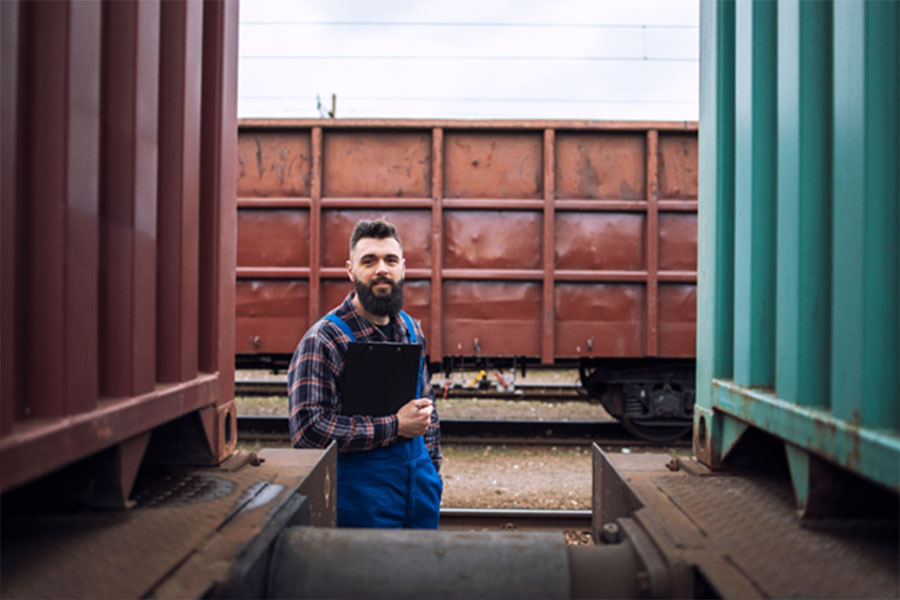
[396,398,433,438]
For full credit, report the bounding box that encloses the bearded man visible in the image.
[287,219,442,528]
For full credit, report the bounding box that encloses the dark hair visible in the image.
[349,219,402,257]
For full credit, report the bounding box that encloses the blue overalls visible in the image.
[324,311,443,529]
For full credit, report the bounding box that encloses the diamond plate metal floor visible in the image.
[658,473,898,598]
[0,448,335,599]
[599,451,899,599]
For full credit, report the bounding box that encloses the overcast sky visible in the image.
[238,0,699,121]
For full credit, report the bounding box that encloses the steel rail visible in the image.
[438,508,592,532]
[236,415,689,446]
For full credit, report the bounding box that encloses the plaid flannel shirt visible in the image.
[287,291,441,472]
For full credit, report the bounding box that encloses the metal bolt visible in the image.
[601,522,622,544]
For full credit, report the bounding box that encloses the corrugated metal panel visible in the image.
[236,120,698,365]
[324,130,432,198]
[696,0,899,513]
[0,0,239,497]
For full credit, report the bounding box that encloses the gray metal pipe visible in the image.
[267,527,639,599]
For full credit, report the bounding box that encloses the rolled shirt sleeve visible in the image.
[287,320,400,453]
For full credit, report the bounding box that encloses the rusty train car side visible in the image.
[236,120,698,439]
[0,0,238,500]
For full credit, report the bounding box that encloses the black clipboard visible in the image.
[340,342,420,417]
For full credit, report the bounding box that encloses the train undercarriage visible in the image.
[578,358,695,443]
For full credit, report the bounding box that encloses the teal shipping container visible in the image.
[697,0,898,516]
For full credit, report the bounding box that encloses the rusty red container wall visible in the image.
[236,120,698,364]
[0,0,239,493]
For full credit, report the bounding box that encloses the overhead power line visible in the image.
[241,95,696,104]
[240,55,697,62]
[241,21,698,29]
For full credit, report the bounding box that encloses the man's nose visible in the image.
[375,259,389,275]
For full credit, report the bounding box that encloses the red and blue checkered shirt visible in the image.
[287,292,441,472]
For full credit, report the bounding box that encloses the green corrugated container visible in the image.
[697,0,898,516]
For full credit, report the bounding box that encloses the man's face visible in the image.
[347,236,406,316]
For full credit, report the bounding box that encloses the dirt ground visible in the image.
[438,444,592,509]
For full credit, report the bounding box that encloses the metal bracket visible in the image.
[693,405,750,468]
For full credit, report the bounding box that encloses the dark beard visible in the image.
[355,277,404,317]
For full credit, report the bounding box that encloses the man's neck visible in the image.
[351,294,390,326]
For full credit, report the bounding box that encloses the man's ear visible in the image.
[346,260,354,282]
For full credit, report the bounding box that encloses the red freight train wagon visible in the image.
[236,120,698,441]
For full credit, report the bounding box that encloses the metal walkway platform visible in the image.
[593,448,899,598]
[0,448,335,599]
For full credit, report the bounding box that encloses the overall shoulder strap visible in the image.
[398,311,417,344]
[398,311,424,398]
[323,313,355,342]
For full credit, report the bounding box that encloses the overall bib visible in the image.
[324,312,443,529]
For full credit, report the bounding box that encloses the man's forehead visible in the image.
[352,236,403,258]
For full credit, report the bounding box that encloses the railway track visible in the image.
[235,379,584,401]
[236,415,689,446]
[438,508,592,532]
